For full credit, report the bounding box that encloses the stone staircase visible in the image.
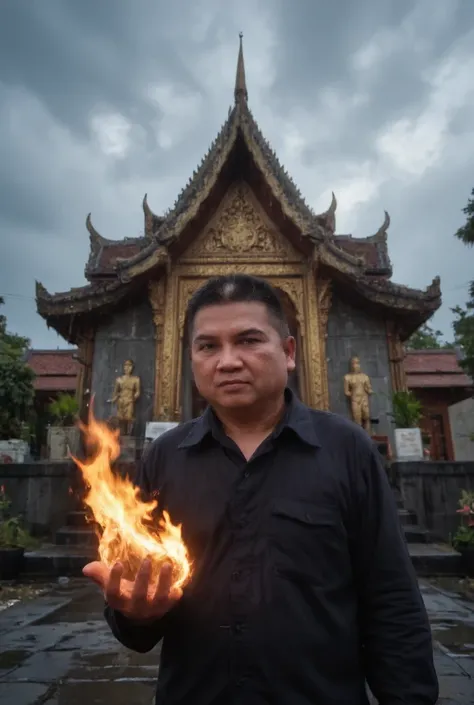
[55,508,99,549]
[24,486,463,578]
[393,487,462,577]
[24,504,98,577]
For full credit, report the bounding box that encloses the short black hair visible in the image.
[186,274,290,338]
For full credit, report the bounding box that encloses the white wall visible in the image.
[448,397,474,461]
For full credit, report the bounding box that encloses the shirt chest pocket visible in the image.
[269,498,344,585]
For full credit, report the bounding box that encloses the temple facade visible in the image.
[36,37,441,441]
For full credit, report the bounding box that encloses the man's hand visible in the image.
[83,558,182,623]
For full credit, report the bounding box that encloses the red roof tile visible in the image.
[335,238,380,268]
[27,349,80,392]
[407,373,472,388]
[97,242,143,271]
[27,349,79,376]
[404,350,472,388]
[34,376,78,392]
[404,350,464,374]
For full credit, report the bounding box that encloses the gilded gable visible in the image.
[181,182,302,263]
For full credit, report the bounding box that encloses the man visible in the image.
[84,274,438,705]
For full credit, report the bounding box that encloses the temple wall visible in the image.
[326,289,393,438]
[91,298,155,437]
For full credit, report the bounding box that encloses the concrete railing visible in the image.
[394,461,474,542]
[0,462,82,538]
[0,460,140,539]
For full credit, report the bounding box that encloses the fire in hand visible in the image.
[71,409,191,592]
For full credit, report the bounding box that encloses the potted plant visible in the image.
[390,391,423,429]
[452,490,474,577]
[0,486,37,580]
[389,391,425,460]
[47,393,80,460]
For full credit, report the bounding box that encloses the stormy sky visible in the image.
[1,0,473,349]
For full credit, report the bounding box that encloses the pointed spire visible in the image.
[234,32,248,104]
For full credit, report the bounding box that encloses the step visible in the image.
[22,544,463,580]
[408,543,462,577]
[55,526,99,547]
[66,510,97,528]
[23,545,98,577]
[398,509,418,526]
[403,525,431,544]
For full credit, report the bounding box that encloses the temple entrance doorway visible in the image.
[180,286,302,421]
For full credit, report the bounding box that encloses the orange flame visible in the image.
[71,408,191,591]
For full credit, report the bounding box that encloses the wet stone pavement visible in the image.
[0,580,473,704]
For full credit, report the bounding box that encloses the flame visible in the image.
[71,407,191,591]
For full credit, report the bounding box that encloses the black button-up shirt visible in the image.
[105,390,438,705]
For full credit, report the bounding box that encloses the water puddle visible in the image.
[431,618,474,655]
[35,591,104,624]
[0,649,30,670]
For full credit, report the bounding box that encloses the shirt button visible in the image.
[234,623,244,634]
[232,570,242,580]
[243,471,250,479]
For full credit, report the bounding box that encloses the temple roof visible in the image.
[36,35,441,341]
[26,348,80,392]
[405,349,473,389]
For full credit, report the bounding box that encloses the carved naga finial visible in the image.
[35,280,49,299]
[143,193,156,238]
[85,213,105,250]
[316,192,337,234]
[86,213,99,238]
[374,210,390,240]
[427,275,441,297]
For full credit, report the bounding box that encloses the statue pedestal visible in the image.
[119,436,137,463]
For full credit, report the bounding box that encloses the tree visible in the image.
[455,187,474,247]
[451,188,474,380]
[0,298,36,440]
[452,284,474,381]
[406,322,453,350]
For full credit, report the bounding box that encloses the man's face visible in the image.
[124,361,133,376]
[190,301,296,411]
[351,358,361,374]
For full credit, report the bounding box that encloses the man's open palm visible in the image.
[83,558,182,622]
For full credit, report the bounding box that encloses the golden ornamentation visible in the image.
[149,278,167,419]
[303,272,324,409]
[175,279,205,416]
[317,278,332,410]
[183,182,300,262]
[343,357,373,434]
[156,258,327,418]
[111,360,141,435]
[386,321,407,393]
[76,331,94,421]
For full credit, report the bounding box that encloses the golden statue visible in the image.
[111,359,141,436]
[344,356,373,433]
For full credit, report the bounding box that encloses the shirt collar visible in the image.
[178,388,321,449]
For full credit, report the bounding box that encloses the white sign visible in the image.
[145,422,179,444]
[0,439,29,464]
[394,428,423,460]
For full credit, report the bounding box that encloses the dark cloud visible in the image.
[0,0,473,348]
